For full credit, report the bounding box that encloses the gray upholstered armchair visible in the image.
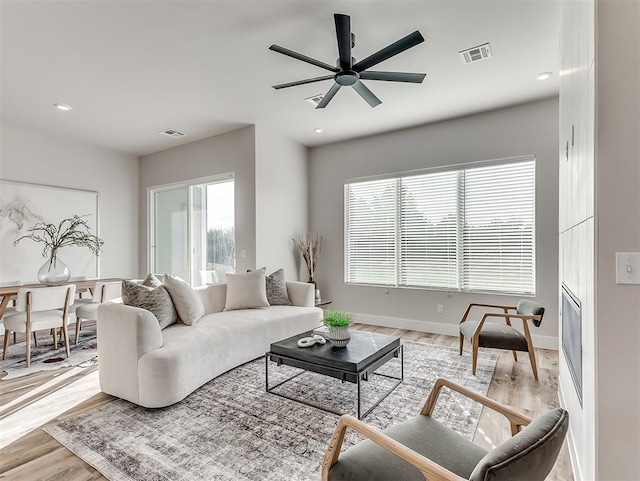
[459,300,545,380]
[322,378,568,481]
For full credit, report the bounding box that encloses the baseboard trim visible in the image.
[355,313,559,350]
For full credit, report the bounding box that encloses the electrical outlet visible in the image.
[437,304,444,314]
[240,249,247,258]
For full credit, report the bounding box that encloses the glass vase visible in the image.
[37,253,71,285]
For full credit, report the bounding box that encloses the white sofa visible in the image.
[97,281,322,408]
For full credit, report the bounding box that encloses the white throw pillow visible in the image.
[163,274,205,326]
[224,270,270,311]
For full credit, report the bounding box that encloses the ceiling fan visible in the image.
[269,13,426,109]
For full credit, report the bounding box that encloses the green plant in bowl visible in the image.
[323,308,354,328]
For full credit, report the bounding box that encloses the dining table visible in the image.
[0,277,123,318]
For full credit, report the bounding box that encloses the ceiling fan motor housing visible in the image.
[336,71,359,86]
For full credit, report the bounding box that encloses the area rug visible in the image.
[0,329,97,380]
[45,341,497,481]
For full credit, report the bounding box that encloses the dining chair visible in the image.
[322,378,568,481]
[2,284,76,367]
[1,280,24,344]
[70,281,121,343]
[70,276,89,298]
[458,300,545,380]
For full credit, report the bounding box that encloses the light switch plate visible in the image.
[615,252,640,284]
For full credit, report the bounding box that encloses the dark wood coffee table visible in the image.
[266,330,403,419]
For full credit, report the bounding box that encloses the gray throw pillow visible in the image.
[142,273,163,288]
[265,269,291,306]
[121,279,178,329]
[163,274,205,326]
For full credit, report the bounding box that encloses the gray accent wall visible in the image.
[0,123,139,279]
[139,126,256,276]
[309,98,559,348]
[255,125,309,280]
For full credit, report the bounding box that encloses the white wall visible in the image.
[559,1,640,479]
[558,0,596,478]
[593,0,640,478]
[0,123,139,279]
[138,126,256,276]
[255,125,309,280]
[309,98,559,347]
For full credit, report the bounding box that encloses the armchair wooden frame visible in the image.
[458,303,542,380]
[321,377,532,481]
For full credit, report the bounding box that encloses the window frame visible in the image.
[344,156,536,296]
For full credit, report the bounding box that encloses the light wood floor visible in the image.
[0,322,573,480]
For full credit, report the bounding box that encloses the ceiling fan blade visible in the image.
[352,80,382,108]
[269,44,339,73]
[335,14,352,70]
[316,83,341,109]
[352,31,425,72]
[359,71,426,83]
[272,75,335,90]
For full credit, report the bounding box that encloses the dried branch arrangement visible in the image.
[293,232,322,281]
[14,214,104,259]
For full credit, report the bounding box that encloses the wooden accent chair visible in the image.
[69,281,121,343]
[459,300,545,380]
[2,284,76,367]
[322,378,568,481]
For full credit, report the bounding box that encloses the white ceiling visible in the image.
[1,1,562,156]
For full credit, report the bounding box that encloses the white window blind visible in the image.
[344,158,536,295]
[462,161,535,294]
[345,178,397,285]
[399,171,459,289]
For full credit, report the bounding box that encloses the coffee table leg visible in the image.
[357,375,362,419]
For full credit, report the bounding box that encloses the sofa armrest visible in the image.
[286,281,315,307]
[97,303,163,404]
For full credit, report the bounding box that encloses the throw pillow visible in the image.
[142,273,163,288]
[224,269,270,311]
[265,269,292,306]
[121,279,178,329]
[163,274,205,326]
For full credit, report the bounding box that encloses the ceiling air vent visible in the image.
[159,129,185,138]
[459,43,492,64]
[305,94,325,107]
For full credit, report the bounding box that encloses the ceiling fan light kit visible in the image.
[269,13,426,109]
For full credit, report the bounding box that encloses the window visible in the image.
[344,158,535,295]
[150,174,235,287]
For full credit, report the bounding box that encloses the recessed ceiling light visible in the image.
[314,128,323,134]
[53,103,73,111]
[535,72,553,81]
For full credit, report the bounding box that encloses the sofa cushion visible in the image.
[164,274,205,325]
[121,279,178,329]
[265,269,292,306]
[224,270,270,311]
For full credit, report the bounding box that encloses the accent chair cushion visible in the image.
[469,408,569,481]
[328,415,488,481]
[163,274,205,325]
[459,321,529,352]
[121,279,177,329]
[516,300,545,327]
[265,269,292,306]
[224,270,270,311]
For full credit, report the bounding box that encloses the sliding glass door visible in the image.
[150,174,234,286]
